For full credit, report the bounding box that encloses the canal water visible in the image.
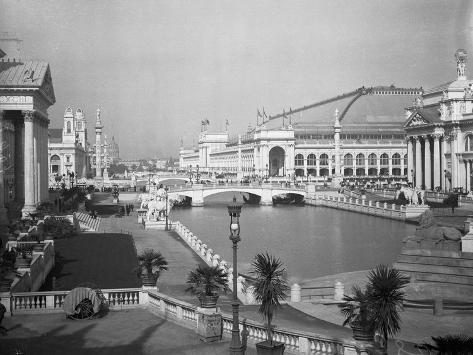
[167,185,416,284]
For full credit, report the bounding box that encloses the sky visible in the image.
[0,0,472,159]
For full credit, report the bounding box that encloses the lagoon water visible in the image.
[169,190,416,284]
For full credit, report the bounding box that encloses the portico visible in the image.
[0,59,56,218]
[405,49,473,192]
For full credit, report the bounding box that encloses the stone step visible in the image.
[397,253,473,269]
[394,260,473,277]
[397,268,473,286]
[401,248,470,259]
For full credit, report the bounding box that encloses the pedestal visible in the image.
[196,309,222,342]
[404,204,430,219]
[462,233,473,253]
[137,209,147,223]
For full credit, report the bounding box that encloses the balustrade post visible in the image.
[176,305,183,319]
[298,336,311,354]
[140,290,149,305]
[160,299,166,314]
[46,294,55,309]
[0,293,12,317]
[334,281,344,301]
[290,283,301,302]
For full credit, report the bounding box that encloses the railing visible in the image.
[8,288,145,314]
[306,195,408,221]
[168,182,307,192]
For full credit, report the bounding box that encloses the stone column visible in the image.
[415,137,422,188]
[388,156,392,176]
[433,134,441,189]
[407,138,413,183]
[451,130,459,188]
[34,120,38,205]
[364,156,368,176]
[376,155,380,177]
[467,160,471,192]
[400,150,405,177]
[352,157,356,177]
[22,110,36,217]
[441,137,447,190]
[424,136,431,190]
[0,111,7,225]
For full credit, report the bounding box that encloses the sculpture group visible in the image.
[139,185,175,222]
[396,186,426,205]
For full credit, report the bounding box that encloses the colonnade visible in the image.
[0,110,49,218]
[408,133,450,190]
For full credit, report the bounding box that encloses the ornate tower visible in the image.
[75,108,87,148]
[62,107,75,144]
[95,108,103,178]
[103,134,109,181]
[455,49,468,80]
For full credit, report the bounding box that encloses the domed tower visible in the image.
[455,49,468,80]
[62,107,76,144]
[75,108,87,148]
[95,108,103,178]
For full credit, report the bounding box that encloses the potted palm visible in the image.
[135,249,168,288]
[186,264,229,308]
[339,285,375,341]
[250,252,290,355]
[340,265,409,354]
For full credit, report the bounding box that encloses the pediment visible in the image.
[405,113,430,128]
[38,66,56,105]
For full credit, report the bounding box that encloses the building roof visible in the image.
[49,128,62,143]
[424,79,473,95]
[263,86,419,134]
[0,60,55,103]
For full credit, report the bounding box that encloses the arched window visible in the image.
[66,121,71,134]
[319,154,328,166]
[465,135,473,151]
[356,153,365,166]
[307,154,316,166]
[368,153,377,166]
[344,154,353,166]
[380,153,389,165]
[295,154,304,166]
[392,153,401,165]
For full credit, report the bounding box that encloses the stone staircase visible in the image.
[74,211,101,232]
[394,248,473,300]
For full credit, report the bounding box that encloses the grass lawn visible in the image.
[41,233,141,291]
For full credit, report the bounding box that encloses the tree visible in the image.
[366,264,409,353]
[250,252,290,347]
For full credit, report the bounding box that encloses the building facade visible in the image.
[0,47,56,217]
[180,86,421,184]
[48,107,89,186]
[405,49,473,192]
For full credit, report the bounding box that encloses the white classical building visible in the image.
[0,44,56,217]
[48,107,89,185]
[180,85,421,185]
[405,49,473,192]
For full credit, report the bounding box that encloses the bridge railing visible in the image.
[168,182,307,192]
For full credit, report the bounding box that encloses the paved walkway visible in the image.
[91,194,473,353]
[1,308,256,355]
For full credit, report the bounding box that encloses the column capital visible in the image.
[412,135,421,142]
[432,133,443,141]
[22,110,35,122]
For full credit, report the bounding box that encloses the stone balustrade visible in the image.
[173,221,248,303]
[290,281,345,302]
[2,287,372,353]
[305,195,429,220]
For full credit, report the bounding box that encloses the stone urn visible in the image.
[256,340,285,355]
[198,294,219,308]
[141,274,157,287]
[15,256,32,269]
[0,278,13,292]
[351,323,374,342]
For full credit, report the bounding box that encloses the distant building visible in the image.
[108,136,120,163]
[180,86,421,185]
[48,107,89,185]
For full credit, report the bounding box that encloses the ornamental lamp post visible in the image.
[227,196,244,355]
[165,186,169,231]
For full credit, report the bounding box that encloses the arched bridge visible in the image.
[168,183,307,206]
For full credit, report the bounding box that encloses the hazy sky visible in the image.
[1,0,472,158]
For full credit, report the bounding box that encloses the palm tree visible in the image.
[186,264,229,307]
[419,334,473,354]
[135,249,168,286]
[339,284,375,340]
[366,264,409,353]
[250,252,290,348]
